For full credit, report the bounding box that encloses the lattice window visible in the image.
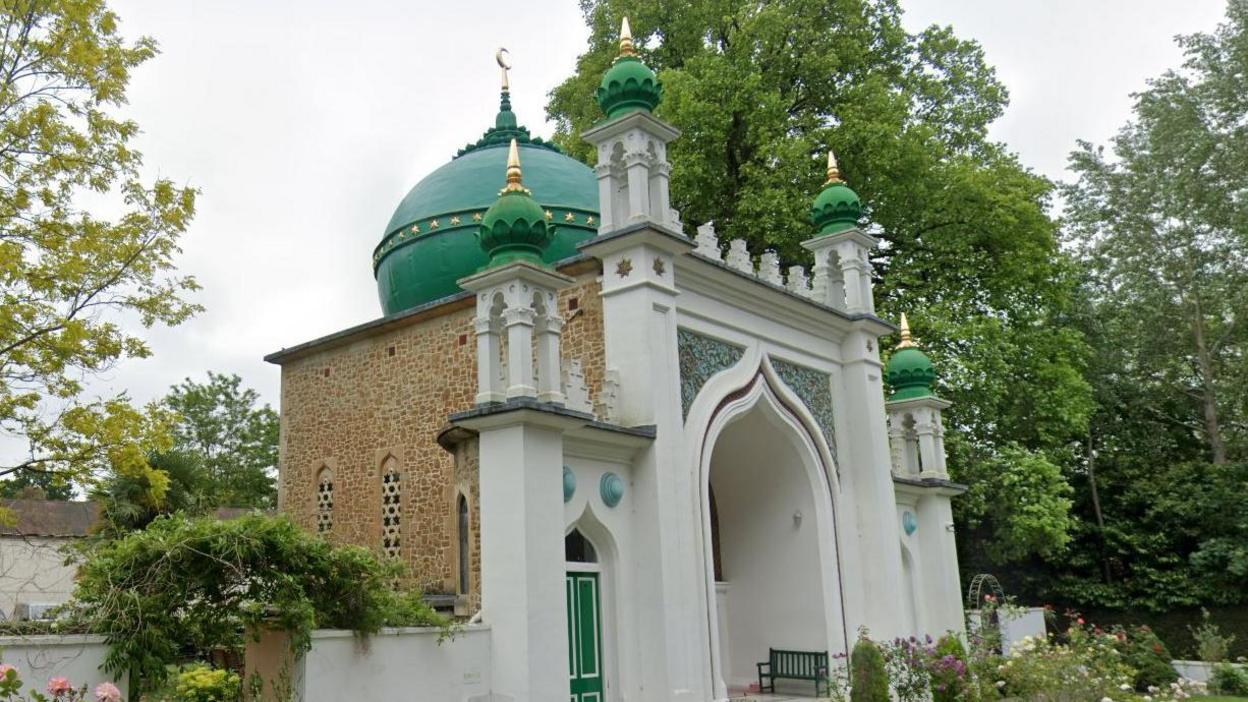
[316,467,334,533]
[381,463,402,558]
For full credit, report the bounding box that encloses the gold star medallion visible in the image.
[430,219,440,229]
[653,257,666,275]
[410,224,420,234]
[616,258,633,278]
[472,212,482,222]
[564,212,576,222]
[586,216,595,226]
[450,215,461,226]
[544,209,553,221]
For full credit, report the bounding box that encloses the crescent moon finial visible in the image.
[496,47,512,91]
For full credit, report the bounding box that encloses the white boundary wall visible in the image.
[0,634,125,699]
[296,625,491,702]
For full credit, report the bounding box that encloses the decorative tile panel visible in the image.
[677,328,744,419]
[771,358,838,458]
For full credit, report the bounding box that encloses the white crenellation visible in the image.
[786,265,811,298]
[562,358,592,414]
[597,368,621,424]
[726,239,753,274]
[694,222,722,261]
[759,251,782,286]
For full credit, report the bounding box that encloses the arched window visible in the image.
[565,528,597,563]
[457,494,470,595]
[381,459,402,558]
[316,466,334,534]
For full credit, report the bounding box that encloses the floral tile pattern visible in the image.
[677,328,745,418]
[771,357,838,459]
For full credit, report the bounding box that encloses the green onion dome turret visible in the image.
[885,314,938,401]
[811,150,863,235]
[477,139,556,268]
[596,18,662,119]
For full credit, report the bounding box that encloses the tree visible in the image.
[162,372,278,509]
[1048,1,1248,611]
[549,0,1091,569]
[0,1,198,492]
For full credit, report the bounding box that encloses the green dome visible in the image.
[597,55,662,119]
[885,316,937,400]
[478,142,556,268]
[373,96,599,315]
[811,181,862,235]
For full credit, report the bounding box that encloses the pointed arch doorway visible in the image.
[567,528,605,702]
[698,376,847,696]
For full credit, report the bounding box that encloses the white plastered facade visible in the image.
[450,108,966,702]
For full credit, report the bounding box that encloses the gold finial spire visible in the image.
[825,149,844,185]
[897,312,916,348]
[619,17,637,58]
[502,138,526,193]
[496,47,512,91]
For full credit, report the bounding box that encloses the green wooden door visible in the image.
[566,571,604,702]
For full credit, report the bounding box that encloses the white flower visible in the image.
[1120,683,1132,691]
[1101,697,1113,702]
[996,681,1006,688]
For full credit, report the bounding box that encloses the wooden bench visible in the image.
[757,648,828,697]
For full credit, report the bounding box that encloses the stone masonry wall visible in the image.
[276,267,605,601]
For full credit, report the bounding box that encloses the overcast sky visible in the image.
[72,0,1232,416]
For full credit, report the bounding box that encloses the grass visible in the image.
[1200,697,1248,701]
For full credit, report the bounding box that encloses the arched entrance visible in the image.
[567,528,605,702]
[699,375,846,697]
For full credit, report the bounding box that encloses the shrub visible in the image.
[1211,662,1248,696]
[171,664,240,702]
[72,513,450,690]
[994,625,1136,702]
[849,636,890,702]
[1115,625,1179,691]
[1190,608,1236,663]
[928,634,968,702]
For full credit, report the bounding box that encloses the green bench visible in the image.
[757,648,828,697]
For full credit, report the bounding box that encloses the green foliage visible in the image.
[162,373,279,510]
[0,0,199,491]
[71,513,448,690]
[1192,608,1237,663]
[91,449,217,536]
[849,636,889,702]
[0,469,73,500]
[550,0,1089,570]
[929,635,967,702]
[993,625,1137,702]
[152,659,242,699]
[1211,663,1248,697]
[1115,625,1179,691]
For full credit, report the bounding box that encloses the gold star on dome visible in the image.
[472,212,482,222]
[586,216,595,226]
[564,212,576,222]
[450,215,461,226]
[430,219,440,229]
[544,209,553,221]
[410,224,420,234]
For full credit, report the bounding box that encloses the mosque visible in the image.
[266,19,965,702]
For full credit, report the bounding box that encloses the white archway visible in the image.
[690,362,848,698]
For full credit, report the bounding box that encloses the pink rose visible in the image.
[95,681,122,702]
[0,663,14,679]
[47,676,73,696]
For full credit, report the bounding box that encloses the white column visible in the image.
[838,328,907,638]
[916,494,964,637]
[625,152,650,221]
[474,314,503,404]
[535,313,565,404]
[839,243,866,312]
[477,420,570,701]
[650,160,673,228]
[595,162,615,232]
[503,305,536,398]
